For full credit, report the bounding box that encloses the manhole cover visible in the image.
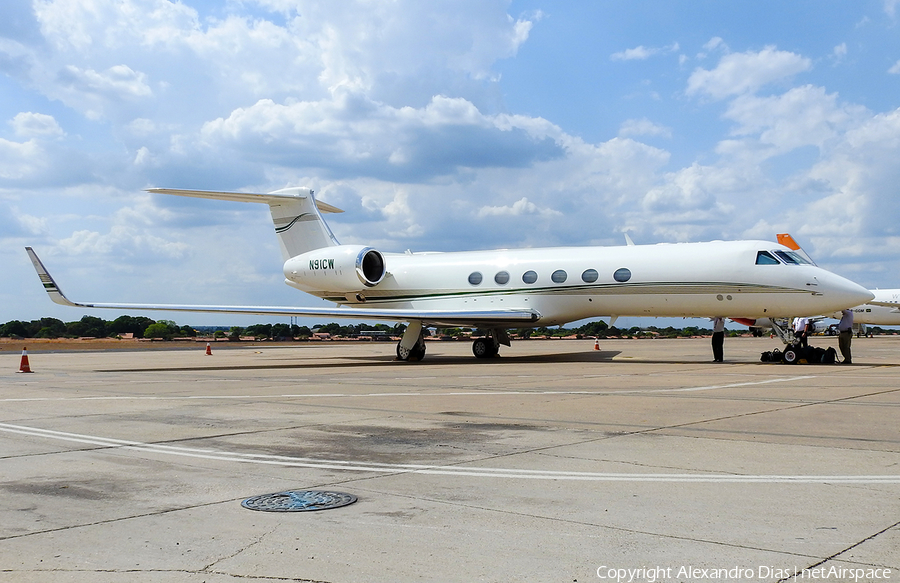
[241,490,358,512]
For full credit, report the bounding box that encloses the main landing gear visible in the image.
[396,337,426,361]
[471,337,499,358]
[472,328,510,359]
[395,323,512,361]
[396,320,427,361]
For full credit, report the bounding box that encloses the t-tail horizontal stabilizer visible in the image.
[147,187,343,260]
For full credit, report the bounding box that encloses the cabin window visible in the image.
[756,251,780,265]
[773,250,800,265]
[522,270,538,284]
[551,270,567,283]
[494,271,510,285]
[581,269,599,283]
[613,268,631,283]
[468,272,483,285]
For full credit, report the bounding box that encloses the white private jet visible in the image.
[836,289,900,327]
[26,187,874,360]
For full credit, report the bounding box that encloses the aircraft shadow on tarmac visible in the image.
[95,349,624,373]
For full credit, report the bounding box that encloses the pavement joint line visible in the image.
[0,496,233,543]
[777,518,900,582]
[0,375,820,403]
[623,384,900,439]
[347,486,827,562]
[2,422,899,483]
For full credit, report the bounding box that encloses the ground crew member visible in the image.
[838,308,853,364]
[711,317,725,362]
[793,316,810,348]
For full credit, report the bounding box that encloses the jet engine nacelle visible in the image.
[283,245,386,292]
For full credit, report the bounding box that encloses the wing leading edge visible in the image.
[25,247,540,328]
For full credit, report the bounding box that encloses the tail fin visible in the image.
[776,233,816,265]
[147,187,342,260]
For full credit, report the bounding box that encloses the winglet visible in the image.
[25,247,82,308]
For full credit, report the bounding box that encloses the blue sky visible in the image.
[3,0,900,328]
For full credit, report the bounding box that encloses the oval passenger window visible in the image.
[613,268,631,283]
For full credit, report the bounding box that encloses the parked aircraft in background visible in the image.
[27,187,873,360]
[836,289,900,327]
[734,289,900,339]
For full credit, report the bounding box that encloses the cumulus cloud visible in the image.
[476,197,562,218]
[199,93,565,181]
[0,137,45,179]
[59,64,151,98]
[16,0,539,126]
[723,85,867,154]
[10,112,64,138]
[686,47,812,100]
[832,42,848,63]
[611,43,679,61]
[675,44,900,271]
[618,118,672,139]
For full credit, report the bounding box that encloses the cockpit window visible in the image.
[779,250,811,265]
[756,251,780,265]
[773,250,801,265]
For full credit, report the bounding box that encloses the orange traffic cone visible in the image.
[205,343,212,356]
[18,347,33,373]
[593,339,600,350]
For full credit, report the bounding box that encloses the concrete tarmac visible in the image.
[1,336,899,583]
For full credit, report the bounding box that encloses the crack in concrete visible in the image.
[777,519,900,581]
[0,498,235,542]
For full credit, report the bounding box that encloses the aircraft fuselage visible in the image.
[284,240,867,325]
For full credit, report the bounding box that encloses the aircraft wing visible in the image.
[25,247,540,328]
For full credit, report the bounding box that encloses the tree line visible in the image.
[0,316,407,341]
[0,315,731,341]
[3,316,895,342]
[0,315,195,341]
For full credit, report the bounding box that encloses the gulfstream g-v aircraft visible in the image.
[27,187,873,360]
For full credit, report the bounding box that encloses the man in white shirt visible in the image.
[792,316,810,347]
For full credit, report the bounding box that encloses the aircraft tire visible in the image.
[397,340,426,361]
[472,338,498,359]
[782,348,798,364]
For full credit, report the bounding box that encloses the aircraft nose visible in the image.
[817,270,874,309]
